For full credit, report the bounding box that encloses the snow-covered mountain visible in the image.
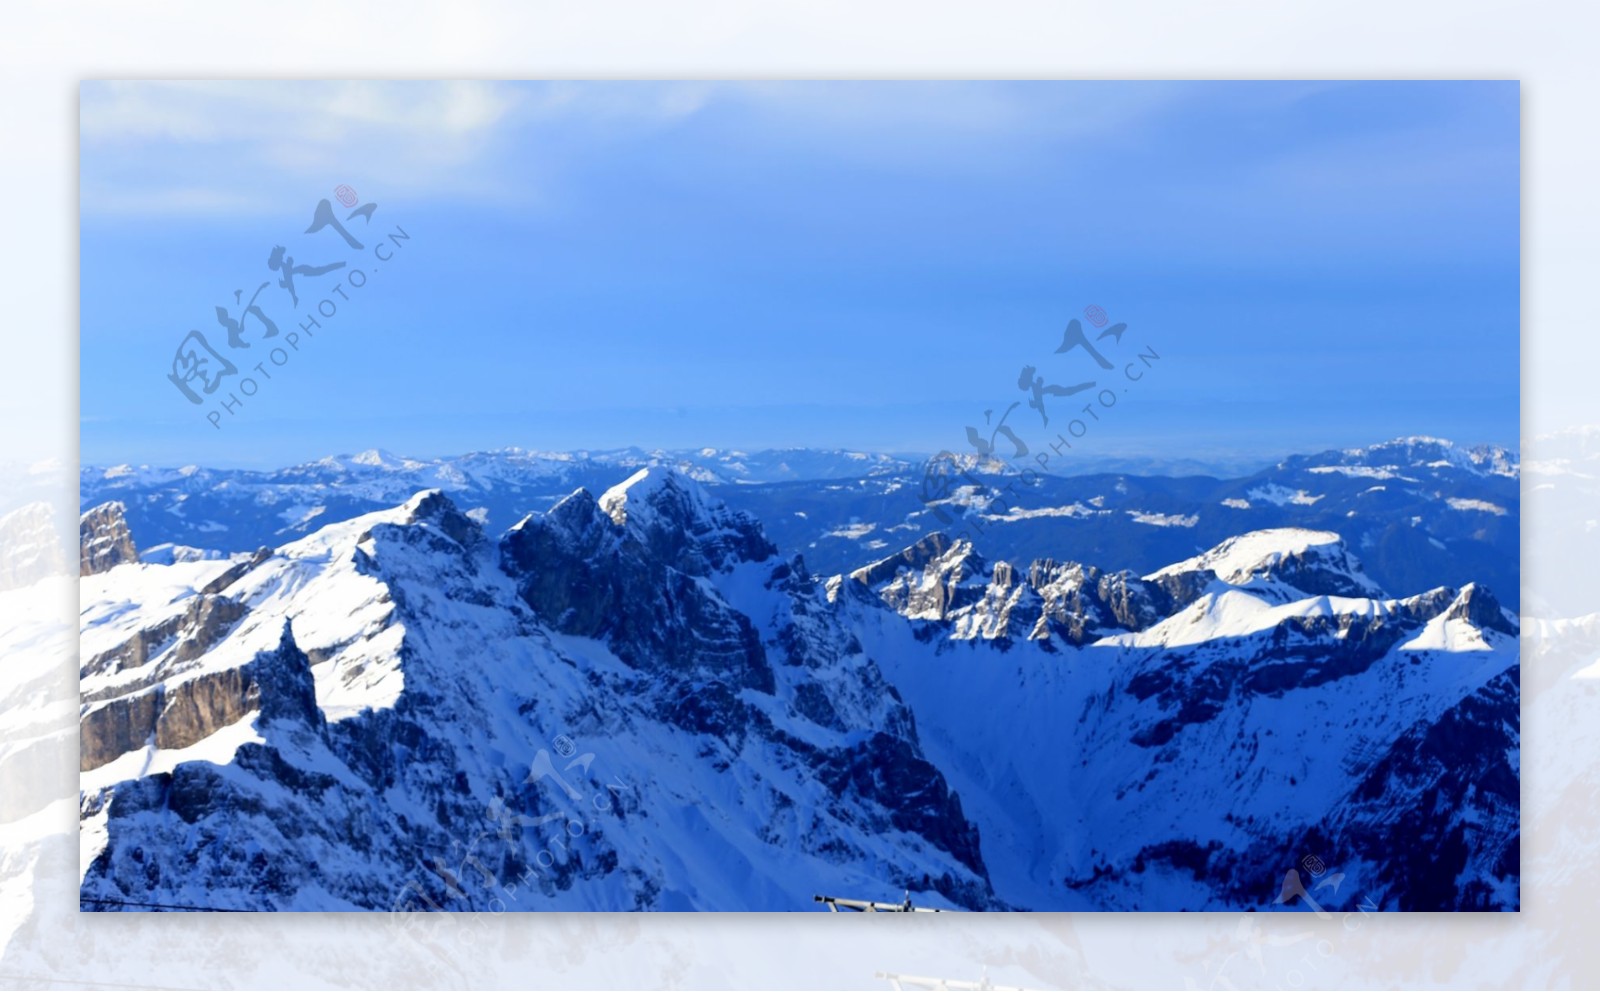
[79,471,989,911]
[78,464,1517,911]
[834,526,1519,910]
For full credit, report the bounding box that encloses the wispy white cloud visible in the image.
[81,81,530,216]
[78,80,1197,219]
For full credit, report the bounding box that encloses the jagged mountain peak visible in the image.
[598,465,735,529]
[507,487,613,554]
[504,468,776,582]
[398,488,483,548]
[843,527,1408,646]
[1445,582,1515,631]
[593,466,775,573]
[500,476,779,690]
[840,532,998,626]
[842,533,1173,644]
[599,466,686,525]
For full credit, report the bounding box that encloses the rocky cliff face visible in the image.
[78,502,138,576]
[839,533,1178,645]
[80,620,318,771]
[501,472,776,692]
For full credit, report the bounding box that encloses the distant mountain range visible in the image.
[76,436,1520,911]
[81,436,1521,608]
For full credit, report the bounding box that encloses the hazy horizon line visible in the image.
[77,432,1520,477]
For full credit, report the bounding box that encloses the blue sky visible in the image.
[80,81,1519,470]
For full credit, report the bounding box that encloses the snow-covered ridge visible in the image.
[599,466,711,528]
[592,467,775,574]
[834,518,1518,911]
[841,523,1507,653]
[1146,528,1376,590]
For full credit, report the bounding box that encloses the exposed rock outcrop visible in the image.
[79,501,138,576]
[845,532,1174,644]
[80,621,320,771]
[501,472,776,692]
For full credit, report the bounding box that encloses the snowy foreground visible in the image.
[77,467,1518,911]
